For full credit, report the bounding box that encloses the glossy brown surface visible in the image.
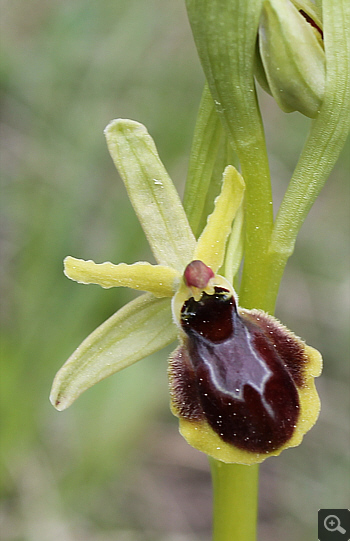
[171,288,302,453]
[241,310,307,388]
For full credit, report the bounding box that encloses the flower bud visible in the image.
[256,0,325,118]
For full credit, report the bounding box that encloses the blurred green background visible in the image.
[1,1,349,540]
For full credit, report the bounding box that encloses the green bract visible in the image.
[185,0,274,310]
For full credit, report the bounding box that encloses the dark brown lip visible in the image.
[173,288,302,453]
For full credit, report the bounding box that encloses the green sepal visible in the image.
[50,294,175,411]
[105,119,196,272]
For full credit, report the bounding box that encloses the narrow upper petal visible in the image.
[194,165,245,273]
[105,119,196,272]
[64,257,179,298]
[50,293,175,411]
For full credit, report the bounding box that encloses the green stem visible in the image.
[210,459,259,541]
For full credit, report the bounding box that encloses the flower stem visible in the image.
[209,459,259,541]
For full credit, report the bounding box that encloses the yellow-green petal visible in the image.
[64,256,179,298]
[105,119,196,272]
[50,293,175,411]
[224,203,244,285]
[194,165,245,272]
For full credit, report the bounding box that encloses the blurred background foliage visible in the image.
[0,1,349,540]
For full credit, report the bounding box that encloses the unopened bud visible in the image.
[256,0,325,118]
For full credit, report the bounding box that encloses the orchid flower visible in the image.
[50,119,322,465]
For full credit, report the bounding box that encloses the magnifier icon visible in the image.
[324,515,346,534]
